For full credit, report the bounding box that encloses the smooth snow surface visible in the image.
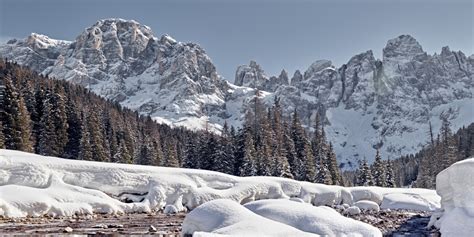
[182,199,318,237]
[0,150,439,219]
[435,158,474,236]
[244,199,382,236]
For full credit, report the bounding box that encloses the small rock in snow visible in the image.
[149,225,157,232]
[63,227,73,233]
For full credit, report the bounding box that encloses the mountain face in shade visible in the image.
[1,19,473,168]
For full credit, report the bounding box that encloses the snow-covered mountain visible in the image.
[1,19,473,167]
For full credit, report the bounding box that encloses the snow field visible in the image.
[0,149,440,221]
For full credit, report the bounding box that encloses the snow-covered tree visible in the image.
[385,159,396,187]
[371,149,386,187]
[357,159,373,186]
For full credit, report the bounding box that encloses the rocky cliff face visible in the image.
[1,20,473,167]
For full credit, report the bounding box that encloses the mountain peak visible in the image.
[234,60,268,89]
[304,60,333,79]
[25,33,70,49]
[383,35,425,61]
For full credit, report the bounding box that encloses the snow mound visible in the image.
[244,199,382,236]
[0,150,440,218]
[435,158,474,236]
[182,199,317,237]
[354,200,380,212]
[344,206,361,215]
[380,192,439,211]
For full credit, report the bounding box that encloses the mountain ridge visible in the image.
[1,18,473,168]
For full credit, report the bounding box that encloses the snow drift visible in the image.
[0,149,439,218]
[244,199,382,236]
[435,158,474,236]
[181,199,318,237]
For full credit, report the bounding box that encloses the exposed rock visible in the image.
[234,60,269,90]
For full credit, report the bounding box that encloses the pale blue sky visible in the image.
[1,0,472,80]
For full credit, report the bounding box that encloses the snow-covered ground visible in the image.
[0,149,446,235]
[182,199,382,237]
[433,157,474,236]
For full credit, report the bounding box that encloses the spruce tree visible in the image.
[0,121,5,149]
[2,75,33,152]
[15,93,33,152]
[114,139,133,163]
[164,140,179,167]
[240,130,257,176]
[137,135,157,165]
[440,118,457,170]
[213,123,236,174]
[371,149,386,187]
[78,112,93,161]
[385,159,396,187]
[282,121,297,177]
[357,159,373,186]
[88,107,108,162]
[291,110,315,181]
[270,98,293,178]
[183,137,199,169]
[64,97,82,159]
[327,143,343,185]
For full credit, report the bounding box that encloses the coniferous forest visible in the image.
[1,59,473,188]
[0,60,343,184]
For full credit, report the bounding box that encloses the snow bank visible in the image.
[182,199,317,237]
[350,186,440,211]
[0,149,439,218]
[244,199,382,236]
[435,158,474,236]
[354,200,380,212]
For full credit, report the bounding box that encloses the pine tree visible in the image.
[291,110,315,181]
[64,97,82,159]
[316,154,332,184]
[15,93,33,152]
[371,149,386,187]
[440,118,457,170]
[256,114,273,176]
[114,139,133,163]
[78,112,93,161]
[88,107,108,162]
[213,123,236,174]
[137,135,157,165]
[37,86,69,157]
[270,98,293,178]
[282,121,297,178]
[240,130,257,176]
[183,137,199,169]
[327,143,343,185]
[0,121,5,149]
[357,159,373,186]
[2,75,33,152]
[164,140,179,167]
[385,159,396,187]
